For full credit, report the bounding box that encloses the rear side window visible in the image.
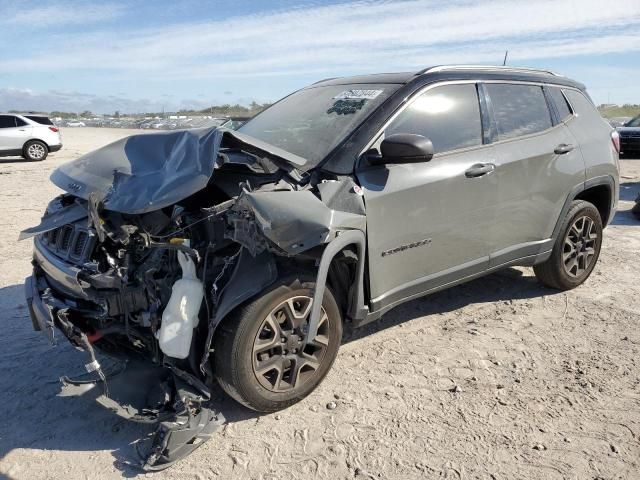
[547,87,572,121]
[385,83,482,154]
[25,115,53,125]
[14,117,27,127]
[0,116,16,128]
[486,84,552,140]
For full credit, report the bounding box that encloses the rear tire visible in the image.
[23,140,48,161]
[214,274,342,413]
[632,195,640,220]
[534,200,602,290]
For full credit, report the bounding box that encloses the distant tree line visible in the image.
[178,101,272,117]
[598,104,640,119]
[9,101,272,119]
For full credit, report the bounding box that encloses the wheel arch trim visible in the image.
[552,175,616,242]
[306,229,366,342]
[24,138,50,147]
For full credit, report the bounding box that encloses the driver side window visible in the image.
[384,83,483,154]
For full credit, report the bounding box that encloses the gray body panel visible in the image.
[353,79,618,320]
[487,124,585,265]
[358,145,498,302]
[562,89,619,216]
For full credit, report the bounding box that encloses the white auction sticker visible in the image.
[333,89,383,100]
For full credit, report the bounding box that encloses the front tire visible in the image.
[214,275,342,413]
[23,140,48,161]
[534,200,603,290]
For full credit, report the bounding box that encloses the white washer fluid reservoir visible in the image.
[157,250,204,359]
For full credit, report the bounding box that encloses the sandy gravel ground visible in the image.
[0,128,638,480]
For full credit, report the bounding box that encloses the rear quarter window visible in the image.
[486,84,552,140]
[562,89,601,121]
[25,115,53,126]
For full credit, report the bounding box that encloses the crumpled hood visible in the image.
[50,127,308,214]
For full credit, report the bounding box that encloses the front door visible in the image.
[0,115,32,152]
[356,83,499,311]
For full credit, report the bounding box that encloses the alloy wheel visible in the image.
[252,296,330,392]
[28,143,46,160]
[562,215,598,278]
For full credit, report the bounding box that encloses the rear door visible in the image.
[356,82,499,310]
[482,83,585,266]
[0,115,32,151]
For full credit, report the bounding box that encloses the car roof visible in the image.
[309,65,585,90]
[0,112,49,117]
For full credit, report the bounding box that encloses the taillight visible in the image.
[49,126,59,133]
[611,130,620,153]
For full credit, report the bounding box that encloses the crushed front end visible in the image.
[24,191,242,469]
[21,127,366,469]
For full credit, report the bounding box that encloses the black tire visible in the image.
[534,200,603,290]
[214,274,342,413]
[23,140,48,161]
[632,195,640,220]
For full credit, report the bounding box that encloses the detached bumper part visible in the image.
[27,271,227,471]
[142,403,225,471]
[137,374,225,471]
[25,275,56,343]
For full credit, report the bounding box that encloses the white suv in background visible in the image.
[0,114,63,161]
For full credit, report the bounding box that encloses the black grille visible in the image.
[72,232,88,257]
[60,226,73,250]
[48,228,59,245]
[39,221,96,264]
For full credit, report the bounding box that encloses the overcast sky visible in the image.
[0,0,639,113]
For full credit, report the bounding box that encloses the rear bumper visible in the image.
[620,137,640,153]
[49,144,63,153]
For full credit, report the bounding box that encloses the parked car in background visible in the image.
[0,113,62,161]
[138,117,251,131]
[66,120,86,127]
[608,117,631,128]
[222,116,250,129]
[618,114,640,157]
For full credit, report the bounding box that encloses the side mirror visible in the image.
[370,133,434,165]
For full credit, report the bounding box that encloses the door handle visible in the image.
[18,129,26,131]
[554,143,574,154]
[465,163,495,178]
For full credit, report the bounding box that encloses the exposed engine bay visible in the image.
[21,127,366,469]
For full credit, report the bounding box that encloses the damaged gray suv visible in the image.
[22,65,619,468]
